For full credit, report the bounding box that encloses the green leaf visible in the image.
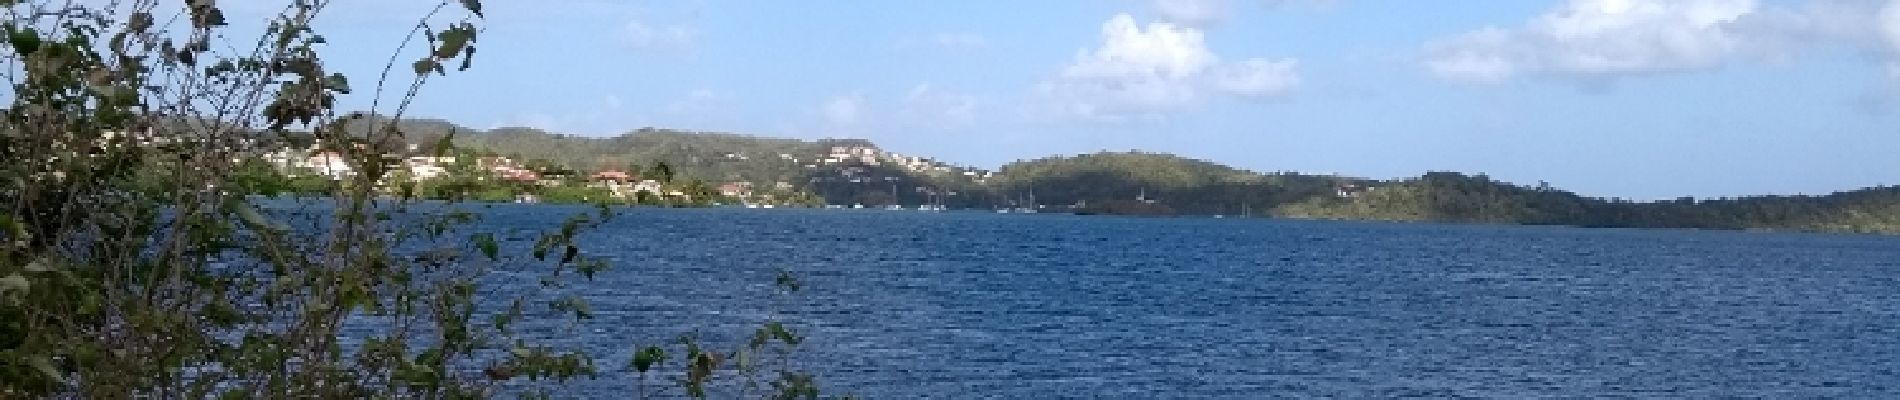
[412,59,436,75]
[8,28,41,55]
[128,12,154,33]
[766,322,800,345]
[433,128,458,157]
[775,270,801,292]
[493,298,522,330]
[631,346,665,373]
[434,27,471,59]
[576,259,607,280]
[228,197,288,233]
[473,233,498,261]
[460,0,484,18]
[0,214,18,238]
[324,73,350,94]
[566,297,591,319]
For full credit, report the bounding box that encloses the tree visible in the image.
[652,160,676,184]
[0,1,838,398]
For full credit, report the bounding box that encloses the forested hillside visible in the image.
[369,119,857,184]
[1277,172,1900,234]
[334,117,1900,233]
[989,152,1362,215]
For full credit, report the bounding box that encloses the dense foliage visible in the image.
[990,152,1356,215]
[0,1,844,398]
[1279,172,1900,234]
[387,121,865,184]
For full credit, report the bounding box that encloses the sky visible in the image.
[252,0,1900,200]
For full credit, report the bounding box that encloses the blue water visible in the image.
[468,207,1900,398]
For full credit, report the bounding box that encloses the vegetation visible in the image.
[383,121,865,184]
[355,122,988,207]
[1278,172,1900,234]
[0,1,841,398]
[324,121,1900,234]
[990,151,1356,215]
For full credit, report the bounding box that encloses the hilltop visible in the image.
[989,152,1363,215]
[308,118,1900,234]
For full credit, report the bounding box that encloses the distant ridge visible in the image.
[343,117,1900,234]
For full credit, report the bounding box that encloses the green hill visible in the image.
[333,117,1900,234]
[990,151,1361,214]
[1276,171,1900,234]
[365,120,990,206]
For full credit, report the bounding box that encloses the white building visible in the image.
[292,152,354,179]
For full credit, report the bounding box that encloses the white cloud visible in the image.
[901,83,980,126]
[933,33,989,49]
[625,16,697,51]
[820,94,865,126]
[1422,0,1759,83]
[1039,14,1300,120]
[1155,0,1231,27]
[1424,0,1900,86]
[1212,58,1302,96]
[1882,2,1900,55]
[1417,0,1900,84]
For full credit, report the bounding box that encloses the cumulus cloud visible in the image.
[1419,0,1900,84]
[1154,0,1231,27]
[1422,0,1757,83]
[1040,14,1300,120]
[1882,2,1900,57]
[820,94,865,126]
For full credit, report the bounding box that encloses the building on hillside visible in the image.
[589,170,635,198]
[494,167,538,183]
[592,170,632,182]
[1336,184,1370,198]
[633,180,664,195]
[306,151,353,179]
[263,150,299,171]
[403,156,455,181]
[477,156,516,169]
[718,183,749,197]
[407,164,447,181]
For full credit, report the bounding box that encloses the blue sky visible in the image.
[281,0,1900,199]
